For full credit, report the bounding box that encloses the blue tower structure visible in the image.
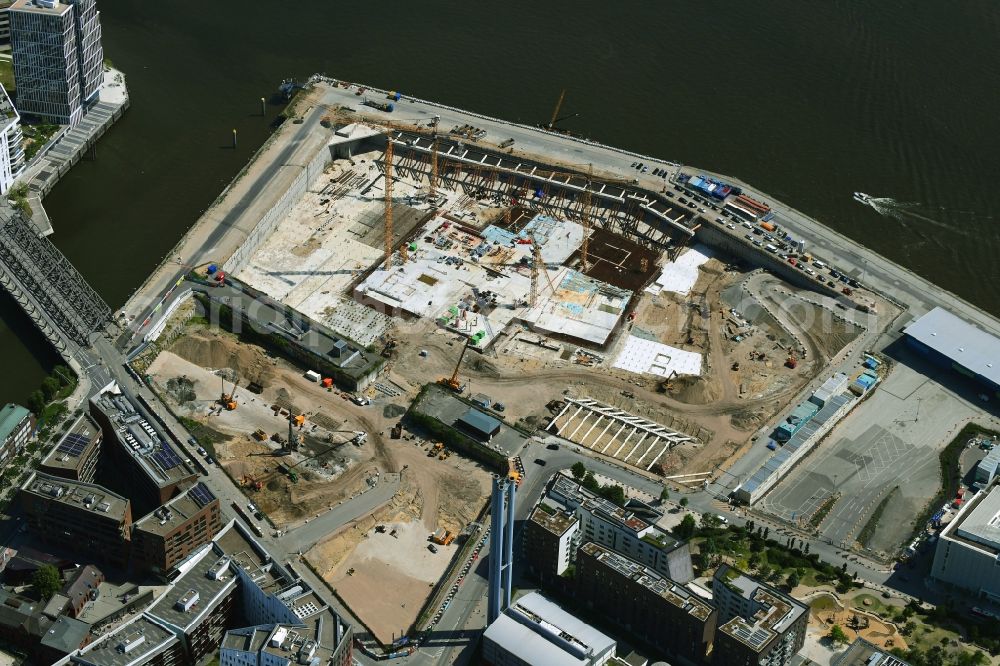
[487,474,517,624]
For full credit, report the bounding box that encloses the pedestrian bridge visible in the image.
[0,212,111,357]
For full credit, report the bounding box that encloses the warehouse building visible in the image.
[931,485,1000,600]
[456,408,502,441]
[904,307,1000,398]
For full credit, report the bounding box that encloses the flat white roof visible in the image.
[645,244,714,296]
[954,486,1000,552]
[613,336,702,377]
[484,592,615,666]
[905,307,1000,387]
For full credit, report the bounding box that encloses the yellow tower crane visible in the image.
[383,134,398,269]
[429,137,439,201]
[529,233,557,308]
[580,163,593,272]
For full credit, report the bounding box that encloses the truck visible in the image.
[759,221,776,232]
[304,370,321,382]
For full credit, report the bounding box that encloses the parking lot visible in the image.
[759,361,978,554]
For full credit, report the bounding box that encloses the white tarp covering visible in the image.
[613,336,703,377]
[645,244,715,296]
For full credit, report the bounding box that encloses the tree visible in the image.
[40,376,61,401]
[27,390,45,414]
[598,484,626,507]
[679,497,689,508]
[903,621,916,636]
[582,471,600,493]
[828,625,848,646]
[571,462,586,480]
[763,526,769,539]
[659,487,670,502]
[32,565,61,600]
[674,514,696,539]
[805,543,810,554]
[786,572,800,589]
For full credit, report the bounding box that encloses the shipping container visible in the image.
[759,221,776,232]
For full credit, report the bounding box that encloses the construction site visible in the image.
[127,90,896,644]
[214,105,871,485]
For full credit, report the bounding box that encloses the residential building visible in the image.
[833,638,912,666]
[69,616,185,666]
[90,384,197,516]
[548,473,694,583]
[0,83,24,191]
[9,0,103,125]
[712,565,807,666]
[220,617,349,666]
[576,542,716,665]
[131,482,223,576]
[17,472,132,568]
[482,592,616,666]
[40,414,102,482]
[138,520,352,666]
[0,402,33,469]
[931,485,1000,600]
[523,506,580,581]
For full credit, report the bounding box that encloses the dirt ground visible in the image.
[305,460,491,644]
[382,253,845,479]
[144,315,492,529]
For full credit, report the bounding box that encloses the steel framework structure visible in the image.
[0,212,111,346]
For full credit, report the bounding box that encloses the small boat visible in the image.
[853,192,872,205]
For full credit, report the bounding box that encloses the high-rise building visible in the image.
[547,473,694,583]
[131,482,223,576]
[9,0,103,126]
[712,565,808,666]
[90,385,198,517]
[39,414,102,482]
[0,85,24,192]
[576,542,716,665]
[523,506,580,583]
[17,472,132,568]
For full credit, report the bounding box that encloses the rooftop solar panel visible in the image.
[188,483,215,508]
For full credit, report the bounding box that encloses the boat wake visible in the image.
[853,193,968,235]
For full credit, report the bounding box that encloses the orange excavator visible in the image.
[437,339,470,393]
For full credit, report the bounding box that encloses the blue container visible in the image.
[207,264,218,274]
[393,92,402,101]
[386,102,395,112]
[534,188,545,198]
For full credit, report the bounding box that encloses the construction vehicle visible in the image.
[657,370,679,393]
[219,375,239,411]
[437,339,470,393]
[541,89,580,134]
[785,352,798,369]
[391,423,403,439]
[352,432,368,446]
[731,361,740,371]
[252,429,267,441]
[431,528,455,546]
[241,475,263,491]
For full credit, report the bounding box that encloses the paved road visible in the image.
[279,474,400,555]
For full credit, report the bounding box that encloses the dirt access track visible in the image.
[385,255,855,481]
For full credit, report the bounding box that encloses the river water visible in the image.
[2,0,998,404]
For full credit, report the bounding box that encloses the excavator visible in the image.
[437,339,470,393]
[657,370,679,394]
